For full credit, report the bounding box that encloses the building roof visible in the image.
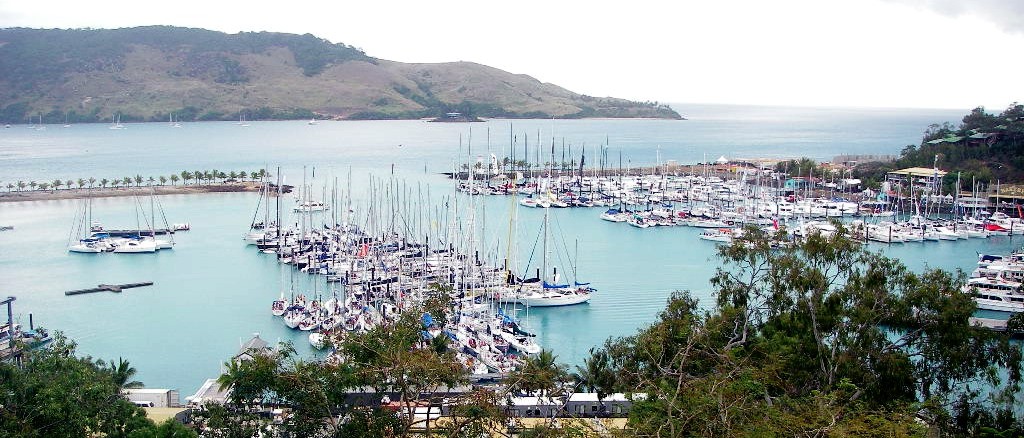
[185,378,229,405]
[925,136,965,145]
[887,167,947,178]
[233,333,271,361]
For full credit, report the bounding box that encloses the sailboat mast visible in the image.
[542,207,548,282]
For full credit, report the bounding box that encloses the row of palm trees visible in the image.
[3,169,270,192]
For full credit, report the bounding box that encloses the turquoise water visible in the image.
[3,103,1009,395]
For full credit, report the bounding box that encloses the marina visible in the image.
[3,105,1014,395]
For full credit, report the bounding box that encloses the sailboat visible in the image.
[169,113,182,128]
[109,113,126,130]
[493,208,594,307]
[63,112,71,128]
[35,114,45,131]
[237,113,249,127]
[307,117,318,125]
[68,190,113,253]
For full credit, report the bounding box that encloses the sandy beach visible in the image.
[0,182,291,203]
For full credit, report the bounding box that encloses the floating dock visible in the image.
[970,317,1023,338]
[101,229,173,237]
[65,282,154,296]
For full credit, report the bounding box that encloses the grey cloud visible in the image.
[884,0,1024,34]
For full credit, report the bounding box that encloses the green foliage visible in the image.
[0,333,195,437]
[588,225,1023,436]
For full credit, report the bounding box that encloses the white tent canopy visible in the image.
[715,156,728,164]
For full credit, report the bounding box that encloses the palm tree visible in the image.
[180,171,191,186]
[5,183,13,192]
[108,357,144,390]
[159,175,167,186]
[217,171,227,182]
[88,177,96,188]
[572,347,616,412]
[146,176,155,186]
[203,171,212,184]
[237,170,247,181]
[52,179,63,191]
[249,171,258,182]
[110,179,119,188]
[122,177,132,188]
[39,182,50,191]
[134,175,143,187]
[17,181,26,191]
[29,181,37,191]
[170,174,179,186]
[228,171,238,181]
[77,178,86,189]
[100,178,109,188]
[509,349,569,405]
[65,179,73,190]
[193,170,203,185]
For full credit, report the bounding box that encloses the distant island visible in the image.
[0,26,682,124]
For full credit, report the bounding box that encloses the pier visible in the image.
[970,317,1024,338]
[65,282,154,296]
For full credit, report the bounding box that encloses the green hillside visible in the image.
[0,26,681,123]
[853,103,1024,189]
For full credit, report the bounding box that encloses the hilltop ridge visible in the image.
[0,26,682,123]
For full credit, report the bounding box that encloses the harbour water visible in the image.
[2,103,1012,394]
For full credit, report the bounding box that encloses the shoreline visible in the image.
[0,182,292,203]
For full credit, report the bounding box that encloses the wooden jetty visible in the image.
[970,317,1024,338]
[65,282,154,296]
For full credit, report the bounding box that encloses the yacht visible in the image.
[962,277,1024,313]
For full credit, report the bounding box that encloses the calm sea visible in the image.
[1,103,1012,395]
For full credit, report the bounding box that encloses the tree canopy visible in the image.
[0,333,196,437]
[589,225,1024,436]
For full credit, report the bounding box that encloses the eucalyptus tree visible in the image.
[591,224,1024,436]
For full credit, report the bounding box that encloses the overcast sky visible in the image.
[2,0,1021,110]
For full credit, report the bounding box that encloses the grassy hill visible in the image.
[0,26,681,123]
